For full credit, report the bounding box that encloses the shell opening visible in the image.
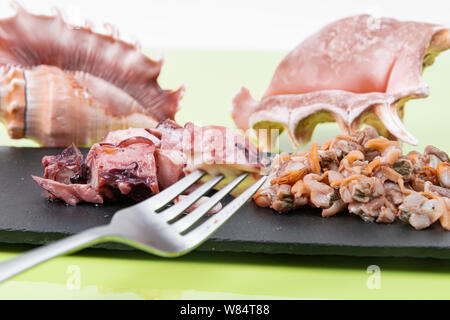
[252,120,285,151]
[293,110,335,147]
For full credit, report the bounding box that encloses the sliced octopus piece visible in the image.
[31,176,103,206]
[181,122,262,195]
[86,133,160,200]
[32,121,264,204]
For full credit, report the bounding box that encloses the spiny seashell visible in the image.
[0,5,184,147]
[232,15,450,148]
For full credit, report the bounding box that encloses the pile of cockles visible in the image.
[253,127,450,230]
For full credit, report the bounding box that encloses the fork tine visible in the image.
[158,174,224,221]
[136,170,206,211]
[183,175,267,243]
[172,173,248,233]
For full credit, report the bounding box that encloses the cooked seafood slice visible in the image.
[86,140,160,202]
[155,149,186,190]
[147,120,187,189]
[232,15,450,147]
[42,143,86,184]
[0,5,183,146]
[254,129,450,230]
[35,128,161,203]
[33,121,263,205]
[101,128,161,146]
[33,127,161,203]
[152,120,262,195]
[31,176,103,206]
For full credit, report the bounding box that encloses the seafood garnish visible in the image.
[32,121,262,205]
[254,127,450,230]
[0,4,184,147]
[232,15,450,148]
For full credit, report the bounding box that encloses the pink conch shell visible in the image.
[0,5,184,146]
[232,15,450,147]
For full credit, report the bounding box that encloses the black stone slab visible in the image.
[0,147,449,259]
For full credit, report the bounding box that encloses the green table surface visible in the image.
[0,50,449,299]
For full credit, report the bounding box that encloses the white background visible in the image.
[1,0,449,50]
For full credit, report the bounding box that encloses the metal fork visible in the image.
[0,171,267,283]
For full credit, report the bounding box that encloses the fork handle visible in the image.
[0,225,112,283]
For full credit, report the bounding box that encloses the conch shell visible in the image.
[0,5,184,146]
[232,15,450,148]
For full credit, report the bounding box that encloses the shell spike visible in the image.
[84,19,95,30]
[10,0,26,14]
[51,6,66,22]
[332,113,351,136]
[231,87,259,131]
[125,34,143,51]
[167,84,186,117]
[150,49,164,64]
[374,103,418,145]
[429,29,450,52]
[134,41,142,51]
[103,22,120,39]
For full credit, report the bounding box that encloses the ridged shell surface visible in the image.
[0,5,184,146]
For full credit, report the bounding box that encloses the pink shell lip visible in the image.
[0,3,184,146]
[232,15,450,148]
